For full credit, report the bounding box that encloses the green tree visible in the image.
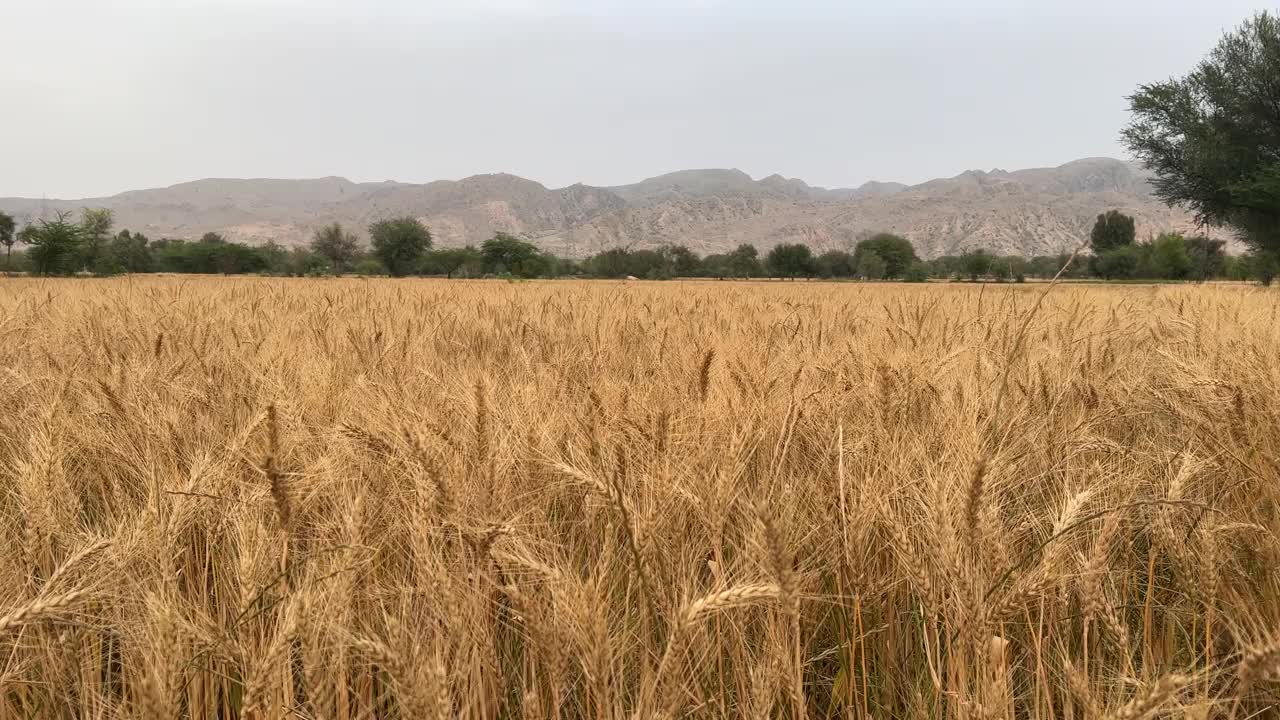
[1123,12,1280,256]
[660,244,700,277]
[369,217,432,277]
[97,229,154,274]
[80,207,114,272]
[765,243,815,278]
[1093,245,1142,280]
[24,212,85,275]
[1146,233,1192,279]
[1090,210,1136,254]
[854,233,918,278]
[815,250,855,278]
[726,244,762,278]
[201,232,226,244]
[310,223,360,273]
[481,232,548,277]
[902,261,930,283]
[855,251,886,280]
[991,261,1011,282]
[0,212,15,271]
[1250,250,1279,285]
[959,249,994,281]
[1185,236,1226,281]
[423,246,483,278]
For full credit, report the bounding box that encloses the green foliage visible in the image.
[0,212,15,271]
[815,250,855,279]
[1123,12,1280,254]
[902,261,929,283]
[854,233,918,278]
[958,249,994,281]
[310,223,360,273]
[1184,236,1226,281]
[0,213,13,249]
[765,243,815,278]
[481,233,551,278]
[201,232,226,244]
[79,207,115,272]
[422,246,483,278]
[583,247,664,278]
[152,237,270,275]
[95,230,154,275]
[660,244,700,277]
[369,217,432,277]
[702,244,762,278]
[24,212,85,275]
[1248,250,1279,285]
[854,251,886,280]
[1145,233,1192,280]
[1092,245,1142,280]
[727,244,761,278]
[1090,210,1136,254]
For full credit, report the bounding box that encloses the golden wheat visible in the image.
[0,276,1275,718]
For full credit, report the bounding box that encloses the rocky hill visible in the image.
[0,157,1215,258]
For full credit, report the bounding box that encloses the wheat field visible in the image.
[0,276,1278,719]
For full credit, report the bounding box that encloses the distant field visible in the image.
[1,277,1277,718]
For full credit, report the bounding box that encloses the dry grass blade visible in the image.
[0,276,1270,719]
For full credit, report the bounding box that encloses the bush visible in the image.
[902,262,929,283]
[352,258,386,276]
[1092,246,1142,280]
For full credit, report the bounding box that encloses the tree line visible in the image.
[0,207,1274,283]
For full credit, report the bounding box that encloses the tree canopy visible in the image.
[1122,11,1280,253]
[310,223,360,272]
[481,233,549,277]
[369,217,432,277]
[765,243,815,278]
[0,212,15,270]
[24,212,85,275]
[854,233,918,278]
[1089,210,1136,254]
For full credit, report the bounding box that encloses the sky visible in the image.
[0,0,1266,198]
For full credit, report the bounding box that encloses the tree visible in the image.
[1090,210,1136,254]
[726,244,762,278]
[481,232,549,277]
[1093,245,1141,280]
[854,251,886,280]
[24,212,85,275]
[201,232,226,244]
[903,261,930,283]
[815,250,855,278]
[81,207,114,272]
[959,249,994,281]
[660,244,700,277]
[1185,236,1226,281]
[765,243,815,279]
[1123,12,1280,255]
[0,212,14,271]
[310,223,360,273]
[1147,233,1191,279]
[1250,250,1279,286]
[422,246,482,278]
[854,233,918,278]
[369,217,432,277]
[99,229,153,274]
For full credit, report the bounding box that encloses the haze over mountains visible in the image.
[0,157,1213,258]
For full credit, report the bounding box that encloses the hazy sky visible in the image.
[0,0,1265,198]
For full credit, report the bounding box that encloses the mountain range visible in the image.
[0,157,1220,258]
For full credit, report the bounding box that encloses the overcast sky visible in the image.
[0,0,1265,198]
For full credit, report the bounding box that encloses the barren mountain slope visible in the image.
[0,157,1211,258]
